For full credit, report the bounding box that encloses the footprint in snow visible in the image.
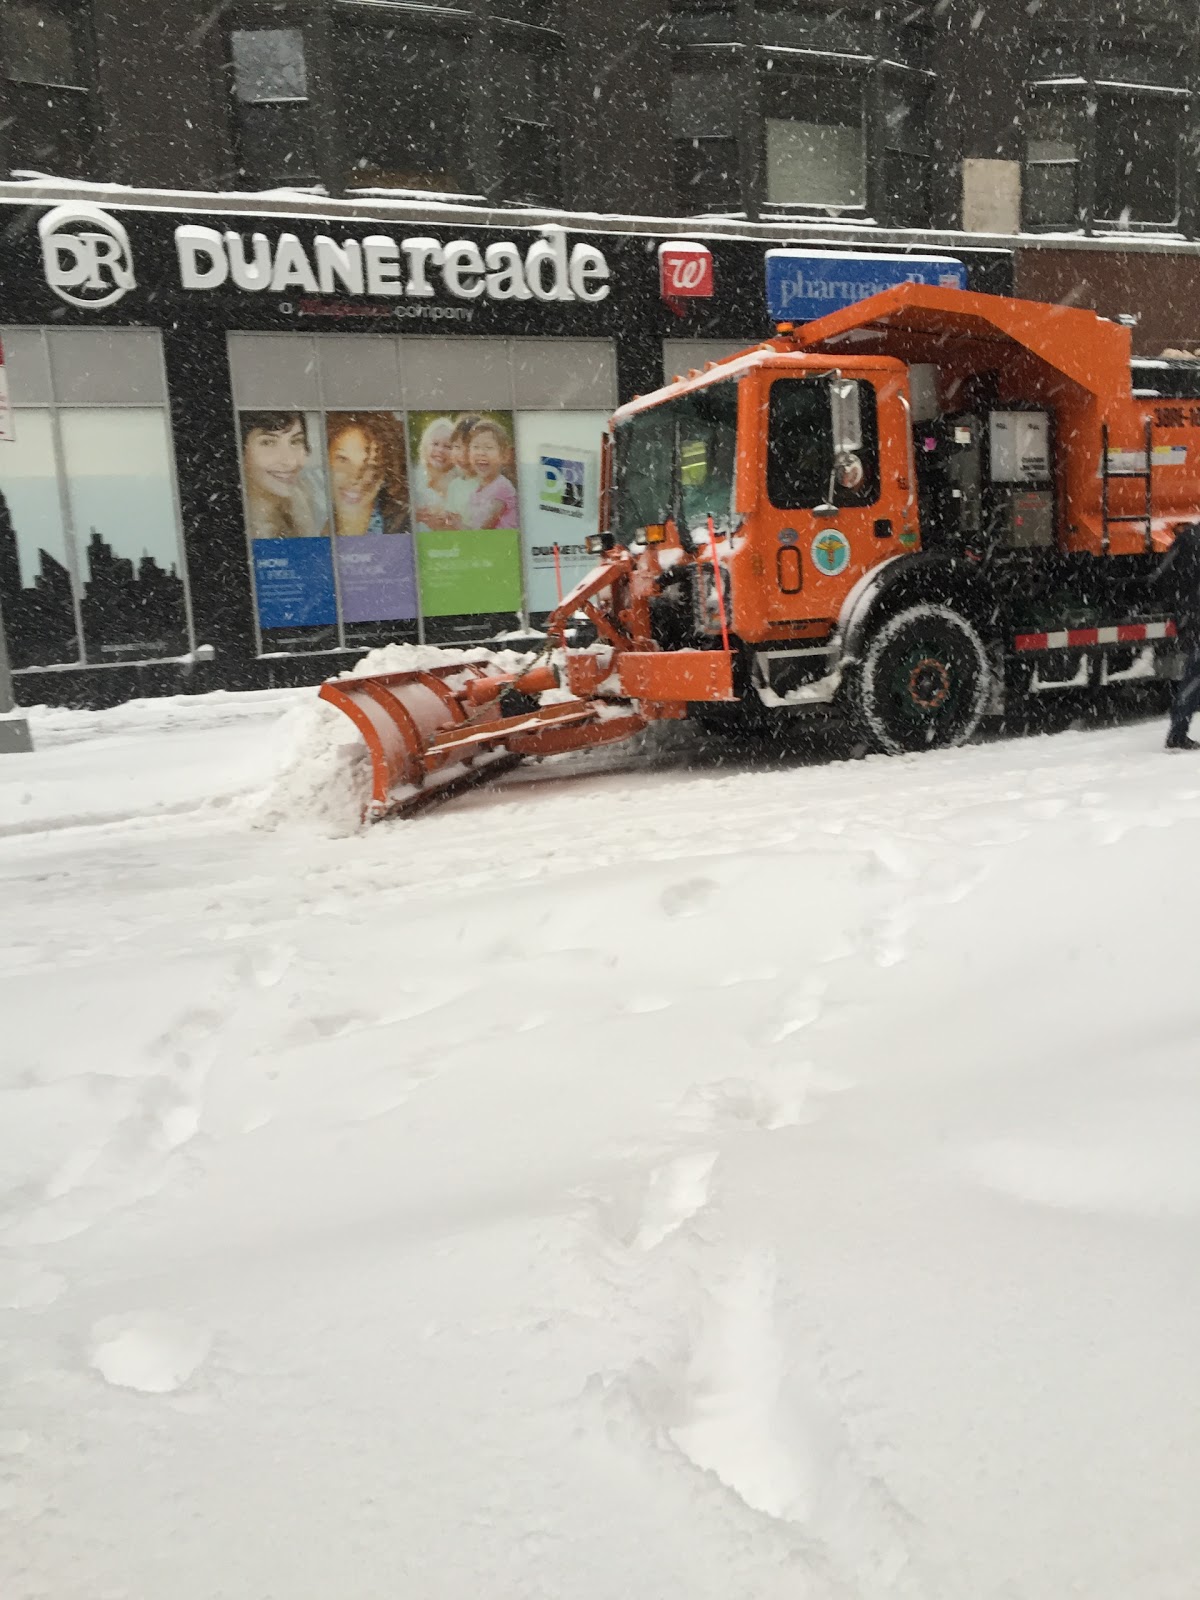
[88,1311,212,1395]
[0,1259,66,1311]
[660,876,718,918]
[632,1151,718,1251]
[677,1076,806,1134]
[624,995,673,1015]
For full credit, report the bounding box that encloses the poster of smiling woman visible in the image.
[324,411,417,639]
[239,409,336,649]
[408,409,522,621]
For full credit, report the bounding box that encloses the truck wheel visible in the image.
[856,603,991,753]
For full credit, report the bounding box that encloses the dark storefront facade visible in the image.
[0,195,1018,706]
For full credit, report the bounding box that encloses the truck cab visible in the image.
[600,283,1188,750]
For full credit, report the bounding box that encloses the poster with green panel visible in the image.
[409,410,523,617]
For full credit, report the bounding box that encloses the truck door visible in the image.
[758,374,893,628]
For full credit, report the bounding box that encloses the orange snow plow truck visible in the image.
[322,282,1199,818]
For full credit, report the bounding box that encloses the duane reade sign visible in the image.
[175,225,611,303]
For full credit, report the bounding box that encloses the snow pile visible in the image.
[23,687,304,748]
[252,642,536,833]
[251,693,374,836]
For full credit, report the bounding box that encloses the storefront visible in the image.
[0,194,1011,705]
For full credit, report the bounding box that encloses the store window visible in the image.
[1,0,94,178]
[229,25,315,188]
[227,334,617,651]
[336,22,471,193]
[0,329,191,671]
[762,71,865,208]
[662,340,748,383]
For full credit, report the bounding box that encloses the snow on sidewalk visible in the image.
[3,691,1200,1600]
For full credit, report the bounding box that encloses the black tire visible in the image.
[855,602,991,754]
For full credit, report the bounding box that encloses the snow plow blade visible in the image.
[319,660,645,820]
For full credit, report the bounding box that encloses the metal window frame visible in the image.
[1,326,196,675]
[674,19,936,224]
[1025,75,1191,234]
[0,0,99,179]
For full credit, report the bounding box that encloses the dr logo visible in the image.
[39,204,136,309]
[540,455,585,517]
[811,528,851,576]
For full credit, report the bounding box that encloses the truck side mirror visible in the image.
[830,377,863,456]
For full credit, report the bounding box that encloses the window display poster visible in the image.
[325,410,417,624]
[59,408,190,661]
[0,411,80,668]
[516,411,606,614]
[0,339,13,444]
[409,409,522,617]
[239,409,337,635]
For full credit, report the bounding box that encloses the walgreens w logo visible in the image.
[658,241,714,306]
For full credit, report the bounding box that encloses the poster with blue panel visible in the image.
[239,409,337,649]
[252,539,337,629]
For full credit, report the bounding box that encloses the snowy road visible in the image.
[3,689,1200,1600]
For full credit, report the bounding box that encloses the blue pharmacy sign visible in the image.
[764,251,969,324]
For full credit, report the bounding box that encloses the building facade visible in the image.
[2,2,1200,707]
[2,2,1198,236]
[0,192,1016,703]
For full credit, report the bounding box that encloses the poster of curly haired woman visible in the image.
[324,411,417,628]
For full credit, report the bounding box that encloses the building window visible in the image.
[230,26,315,189]
[1025,85,1185,229]
[672,65,741,213]
[762,72,865,209]
[0,330,191,672]
[336,22,472,194]
[1095,91,1183,226]
[1,0,93,178]
[493,47,559,204]
[1024,99,1082,228]
[881,80,930,228]
[675,137,741,213]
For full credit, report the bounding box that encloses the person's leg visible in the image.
[1168,649,1200,744]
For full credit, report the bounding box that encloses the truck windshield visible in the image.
[612,381,738,545]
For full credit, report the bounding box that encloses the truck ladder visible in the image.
[1100,418,1154,556]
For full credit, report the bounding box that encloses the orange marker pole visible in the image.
[707,514,731,662]
[552,542,564,605]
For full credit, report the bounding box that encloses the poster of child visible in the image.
[238,411,327,540]
[409,410,520,533]
[322,411,410,537]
